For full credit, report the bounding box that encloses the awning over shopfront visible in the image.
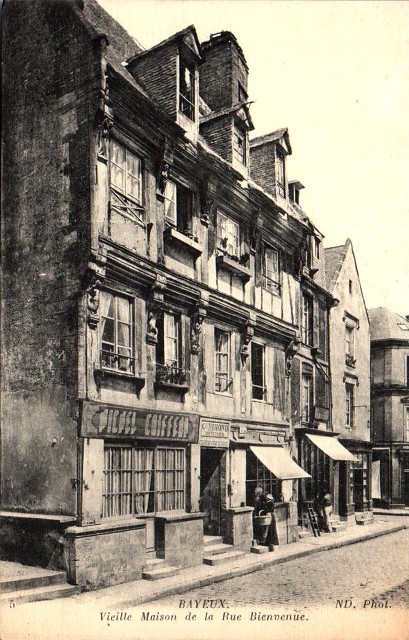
[250,446,310,480]
[306,434,357,462]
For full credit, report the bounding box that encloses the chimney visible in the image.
[199,31,249,111]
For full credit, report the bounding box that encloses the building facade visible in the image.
[325,240,372,523]
[369,308,409,509]
[2,0,353,590]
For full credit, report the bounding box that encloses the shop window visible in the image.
[301,293,314,346]
[179,53,196,121]
[102,445,185,518]
[263,246,280,295]
[302,372,314,423]
[303,439,331,502]
[233,127,247,166]
[110,140,144,224]
[276,150,285,197]
[245,450,282,505]
[164,181,194,236]
[215,328,232,393]
[100,291,134,374]
[156,312,187,385]
[346,383,355,428]
[217,211,240,258]
[349,453,369,509]
[251,342,266,401]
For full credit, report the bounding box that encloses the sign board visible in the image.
[200,419,230,448]
[81,401,199,443]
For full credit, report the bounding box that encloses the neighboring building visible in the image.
[325,239,372,523]
[368,308,409,509]
[2,0,350,591]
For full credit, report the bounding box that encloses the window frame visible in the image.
[214,328,232,394]
[251,342,266,402]
[301,293,314,346]
[100,290,134,375]
[110,140,144,224]
[233,127,247,166]
[102,444,186,518]
[164,180,194,236]
[346,382,355,428]
[217,211,240,258]
[276,149,286,197]
[263,245,281,296]
[301,371,314,423]
[245,450,282,505]
[179,51,196,121]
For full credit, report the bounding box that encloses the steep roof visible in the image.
[368,307,409,341]
[83,0,144,60]
[250,128,292,155]
[324,239,352,292]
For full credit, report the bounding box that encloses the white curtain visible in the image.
[134,449,154,514]
[372,460,381,499]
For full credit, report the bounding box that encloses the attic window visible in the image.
[276,150,285,197]
[289,184,299,205]
[397,323,409,331]
[179,54,196,121]
[233,127,247,166]
[238,82,247,103]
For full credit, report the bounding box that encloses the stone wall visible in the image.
[155,513,204,568]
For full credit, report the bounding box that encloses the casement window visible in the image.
[179,54,196,121]
[301,294,314,346]
[233,128,247,165]
[245,450,282,506]
[100,291,133,373]
[164,181,194,235]
[346,383,355,428]
[110,140,144,223]
[217,211,240,257]
[345,326,354,356]
[156,312,186,385]
[289,183,300,205]
[302,372,314,423]
[215,328,232,393]
[314,238,320,259]
[263,246,280,295]
[251,342,266,401]
[102,445,185,518]
[276,150,285,197]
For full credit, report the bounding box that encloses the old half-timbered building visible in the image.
[1,0,348,590]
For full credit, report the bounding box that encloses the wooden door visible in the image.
[200,448,223,536]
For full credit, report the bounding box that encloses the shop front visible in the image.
[66,401,203,588]
[298,430,357,524]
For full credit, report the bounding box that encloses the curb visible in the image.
[108,522,407,608]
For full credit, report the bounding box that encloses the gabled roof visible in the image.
[127,25,202,65]
[368,307,409,341]
[200,102,254,131]
[324,239,352,293]
[83,0,144,60]
[250,128,292,155]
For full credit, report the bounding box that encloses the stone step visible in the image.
[205,543,235,556]
[356,517,374,526]
[298,529,313,539]
[331,522,347,532]
[142,565,180,581]
[1,569,67,593]
[250,545,269,555]
[0,583,80,605]
[203,535,224,548]
[145,557,166,568]
[203,550,246,566]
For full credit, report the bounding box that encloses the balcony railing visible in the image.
[345,353,356,368]
[156,363,189,387]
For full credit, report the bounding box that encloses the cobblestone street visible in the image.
[156,529,409,610]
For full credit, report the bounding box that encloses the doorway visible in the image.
[200,448,223,536]
[338,462,348,517]
[404,471,409,507]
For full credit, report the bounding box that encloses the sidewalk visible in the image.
[373,508,409,517]
[68,517,408,609]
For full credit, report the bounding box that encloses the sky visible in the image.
[98,0,409,317]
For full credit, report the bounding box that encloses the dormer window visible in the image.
[238,81,247,103]
[179,54,196,121]
[289,183,299,204]
[276,150,285,197]
[110,140,144,224]
[233,127,247,166]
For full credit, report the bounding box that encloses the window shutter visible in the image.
[318,303,327,356]
[273,348,286,417]
[313,300,319,347]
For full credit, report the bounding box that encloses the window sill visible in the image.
[155,380,189,393]
[164,227,202,256]
[216,254,251,281]
[94,366,145,389]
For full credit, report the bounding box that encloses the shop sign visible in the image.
[200,419,230,448]
[81,401,199,443]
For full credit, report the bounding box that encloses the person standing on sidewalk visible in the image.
[322,489,333,533]
[265,493,279,551]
